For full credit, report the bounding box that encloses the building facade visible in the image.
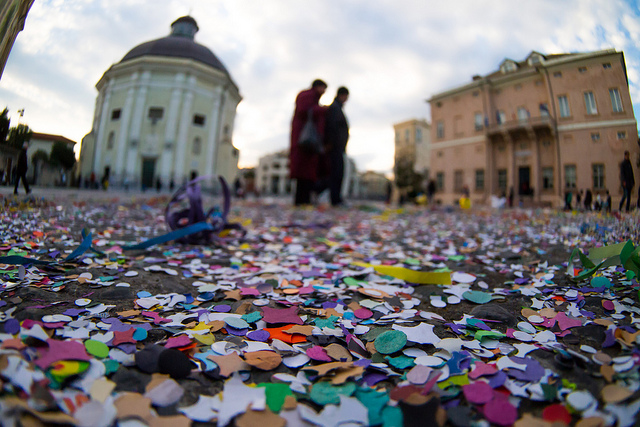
[393,119,431,177]
[428,49,638,207]
[359,171,390,201]
[0,0,34,80]
[256,149,360,200]
[79,16,241,190]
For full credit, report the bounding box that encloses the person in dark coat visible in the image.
[289,79,327,206]
[320,86,350,206]
[584,189,593,211]
[619,150,635,212]
[13,142,30,195]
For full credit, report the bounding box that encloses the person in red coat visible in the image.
[289,79,327,206]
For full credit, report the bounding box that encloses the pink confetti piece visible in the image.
[354,307,373,319]
[554,312,582,331]
[165,335,193,349]
[35,339,92,369]
[484,396,518,426]
[469,362,498,379]
[602,300,615,311]
[141,311,170,325]
[261,306,303,325]
[306,345,332,362]
[463,381,495,404]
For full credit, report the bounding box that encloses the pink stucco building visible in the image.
[428,49,638,208]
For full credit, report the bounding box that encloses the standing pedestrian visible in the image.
[13,142,30,195]
[320,86,349,207]
[564,190,573,211]
[426,179,436,206]
[619,150,635,212]
[584,189,592,211]
[605,190,612,214]
[289,79,328,206]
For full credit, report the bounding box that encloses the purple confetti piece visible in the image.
[4,319,20,335]
[225,325,247,336]
[62,308,87,317]
[116,343,137,354]
[487,370,507,388]
[213,305,231,313]
[246,330,270,342]
[362,372,387,386]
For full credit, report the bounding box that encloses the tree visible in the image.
[0,108,9,143]
[49,141,76,170]
[6,123,32,149]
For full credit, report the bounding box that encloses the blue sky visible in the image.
[1,0,639,174]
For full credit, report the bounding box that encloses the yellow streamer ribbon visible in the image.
[352,262,451,285]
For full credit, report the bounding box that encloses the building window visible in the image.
[553,71,562,78]
[111,109,121,121]
[415,127,422,142]
[539,103,550,117]
[436,121,444,139]
[475,169,485,191]
[578,66,587,73]
[193,114,206,126]
[436,172,444,191]
[542,167,554,189]
[454,170,463,192]
[454,116,463,135]
[437,151,443,158]
[558,95,570,118]
[603,63,611,69]
[592,164,605,190]
[192,137,201,155]
[591,133,600,142]
[617,131,627,140]
[106,131,115,150]
[542,140,551,147]
[474,113,483,131]
[472,91,479,97]
[517,107,529,122]
[564,165,577,189]
[496,110,506,124]
[498,169,507,191]
[609,88,623,113]
[148,107,164,121]
[584,91,598,115]
[405,129,410,141]
[395,131,400,142]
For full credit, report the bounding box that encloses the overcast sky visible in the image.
[1,0,639,174]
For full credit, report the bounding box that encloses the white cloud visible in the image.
[0,0,638,173]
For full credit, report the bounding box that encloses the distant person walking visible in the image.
[13,142,30,195]
[619,150,635,212]
[289,79,328,206]
[320,86,350,206]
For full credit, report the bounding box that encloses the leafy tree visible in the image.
[49,141,76,170]
[6,123,32,149]
[31,149,49,164]
[0,108,9,143]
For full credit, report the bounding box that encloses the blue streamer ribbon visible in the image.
[122,221,215,250]
[0,256,52,266]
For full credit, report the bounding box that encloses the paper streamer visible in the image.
[352,262,452,285]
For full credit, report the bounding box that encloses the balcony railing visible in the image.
[486,116,556,135]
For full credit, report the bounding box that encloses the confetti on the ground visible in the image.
[1,192,639,426]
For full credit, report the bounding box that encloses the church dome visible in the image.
[119,16,230,75]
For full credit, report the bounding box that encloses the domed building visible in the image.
[79,16,241,189]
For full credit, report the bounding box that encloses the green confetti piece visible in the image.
[84,339,109,358]
[309,382,356,406]
[103,359,120,375]
[462,290,492,304]
[590,276,611,288]
[356,388,389,426]
[382,405,403,427]
[343,277,363,287]
[314,315,339,329]
[385,355,415,369]
[258,382,293,413]
[242,311,262,324]
[474,330,506,341]
[374,330,407,354]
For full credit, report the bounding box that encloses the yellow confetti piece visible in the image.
[439,374,469,388]
[352,262,451,285]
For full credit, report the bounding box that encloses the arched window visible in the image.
[106,132,115,150]
[192,137,201,155]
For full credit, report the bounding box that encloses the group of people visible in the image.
[564,188,612,212]
[563,151,639,213]
[289,79,350,207]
